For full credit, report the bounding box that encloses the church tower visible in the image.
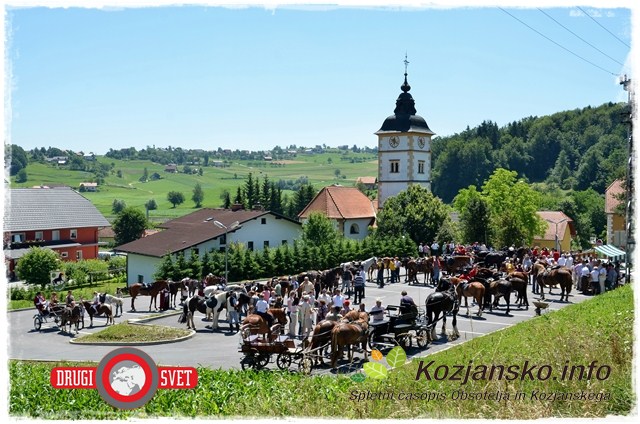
[376,60,434,208]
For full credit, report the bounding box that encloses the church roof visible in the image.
[605,179,625,214]
[377,72,434,135]
[298,186,377,220]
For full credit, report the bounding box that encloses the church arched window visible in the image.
[350,224,360,234]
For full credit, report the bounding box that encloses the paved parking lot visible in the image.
[8,274,591,374]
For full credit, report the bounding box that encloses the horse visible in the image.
[507,276,529,308]
[320,267,342,292]
[205,273,225,287]
[330,319,369,369]
[103,294,124,317]
[127,280,170,312]
[168,280,184,308]
[404,258,433,285]
[80,300,114,327]
[341,310,369,323]
[178,295,213,330]
[537,267,573,302]
[59,304,83,334]
[425,278,460,342]
[182,277,199,297]
[206,291,231,328]
[241,308,288,340]
[483,251,508,269]
[441,255,473,275]
[452,277,485,317]
[305,320,338,365]
[487,279,513,315]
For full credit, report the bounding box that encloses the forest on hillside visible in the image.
[431,102,629,203]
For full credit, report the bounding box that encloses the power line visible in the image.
[577,6,630,49]
[537,8,625,67]
[498,7,617,76]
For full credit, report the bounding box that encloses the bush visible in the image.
[62,259,110,284]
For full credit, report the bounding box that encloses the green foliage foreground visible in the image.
[10,286,634,419]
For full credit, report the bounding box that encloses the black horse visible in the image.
[483,251,508,269]
[425,278,459,342]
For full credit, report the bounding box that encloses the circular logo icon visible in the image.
[96,348,159,409]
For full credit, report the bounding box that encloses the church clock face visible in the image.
[389,136,399,148]
[418,137,425,149]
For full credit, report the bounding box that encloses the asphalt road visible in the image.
[8,273,591,374]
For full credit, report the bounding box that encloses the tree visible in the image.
[221,191,231,209]
[15,168,27,183]
[112,199,127,214]
[192,183,204,208]
[375,185,451,246]
[301,212,341,247]
[154,254,176,280]
[112,207,148,246]
[16,247,60,288]
[481,168,546,247]
[8,144,28,176]
[167,191,185,208]
[145,199,158,211]
[139,167,149,182]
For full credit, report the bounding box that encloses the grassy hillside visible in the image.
[9,285,634,419]
[11,152,378,221]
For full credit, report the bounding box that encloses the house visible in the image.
[79,182,98,192]
[164,164,177,173]
[356,176,377,190]
[298,185,377,240]
[605,179,627,248]
[114,208,302,285]
[3,187,110,280]
[532,211,576,253]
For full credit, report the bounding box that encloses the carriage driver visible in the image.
[65,290,75,308]
[255,292,274,329]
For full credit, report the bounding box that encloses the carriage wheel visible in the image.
[34,316,42,331]
[368,331,378,350]
[416,329,428,348]
[398,334,411,349]
[255,353,270,370]
[299,356,314,375]
[276,353,292,370]
[240,355,256,371]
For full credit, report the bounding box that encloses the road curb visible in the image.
[69,324,196,346]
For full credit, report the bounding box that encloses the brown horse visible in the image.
[127,280,170,312]
[330,319,369,369]
[60,305,83,334]
[487,279,512,315]
[452,277,485,316]
[80,300,114,327]
[442,255,473,275]
[305,320,337,365]
[537,267,573,302]
[508,276,529,308]
[341,310,369,323]
[241,308,287,340]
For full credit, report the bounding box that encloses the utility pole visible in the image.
[620,75,634,284]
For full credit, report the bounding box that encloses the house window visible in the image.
[390,160,399,174]
[138,275,144,284]
[350,224,360,235]
[247,241,254,251]
[35,231,43,240]
[264,241,270,248]
[52,230,60,241]
[11,233,24,243]
[76,251,83,260]
[261,218,267,225]
[192,248,199,256]
[70,229,78,239]
[219,246,226,253]
[220,234,227,245]
[61,252,69,258]
[281,240,288,246]
[418,160,425,174]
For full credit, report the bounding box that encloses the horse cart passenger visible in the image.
[238,323,313,374]
[368,304,428,350]
[33,291,82,332]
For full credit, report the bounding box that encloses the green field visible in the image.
[9,285,634,419]
[12,152,378,221]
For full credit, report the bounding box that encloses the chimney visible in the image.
[252,202,264,211]
[231,203,244,212]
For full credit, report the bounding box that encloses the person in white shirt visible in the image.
[558,254,566,267]
[254,293,273,328]
[297,296,314,338]
[565,254,574,269]
[573,262,582,289]
[332,290,345,309]
[580,262,591,293]
[598,263,607,294]
[286,292,299,337]
[590,266,600,295]
[318,289,332,307]
[370,299,385,322]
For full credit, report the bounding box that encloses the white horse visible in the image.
[104,294,124,317]
[206,291,230,330]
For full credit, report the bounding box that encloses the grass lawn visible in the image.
[11,153,378,221]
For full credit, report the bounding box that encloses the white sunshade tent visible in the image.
[594,244,626,261]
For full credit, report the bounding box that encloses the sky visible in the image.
[2,1,637,155]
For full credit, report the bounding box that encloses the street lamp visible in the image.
[213,220,239,282]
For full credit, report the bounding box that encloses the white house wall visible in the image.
[125,215,302,285]
[344,218,371,241]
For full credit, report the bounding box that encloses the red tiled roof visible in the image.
[605,179,625,214]
[356,176,377,185]
[537,211,576,241]
[298,186,377,220]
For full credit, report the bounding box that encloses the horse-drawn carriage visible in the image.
[33,304,84,333]
[368,305,429,350]
[238,324,316,374]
